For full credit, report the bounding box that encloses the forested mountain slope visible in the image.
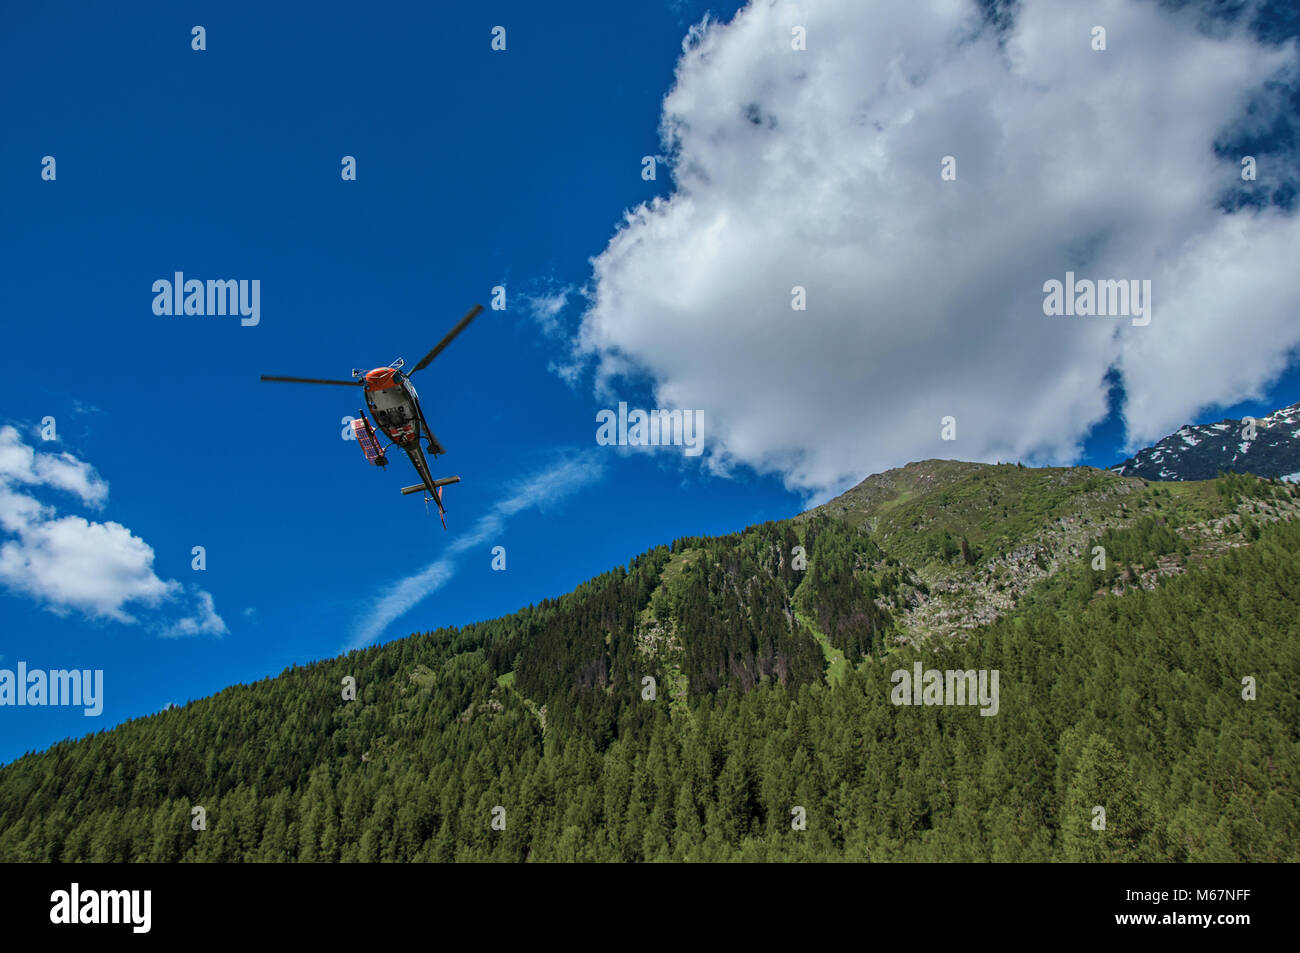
[0,466,1296,861]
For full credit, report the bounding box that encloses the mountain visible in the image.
[800,458,1296,640]
[1110,401,1300,481]
[1,463,1297,862]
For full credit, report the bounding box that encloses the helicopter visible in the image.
[261,304,483,528]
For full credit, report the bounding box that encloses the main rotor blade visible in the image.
[409,304,484,374]
[261,375,363,387]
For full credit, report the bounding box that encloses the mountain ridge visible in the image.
[1110,400,1300,481]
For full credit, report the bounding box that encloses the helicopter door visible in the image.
[369,386,420,445]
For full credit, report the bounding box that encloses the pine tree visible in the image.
[1061,735,1152,861]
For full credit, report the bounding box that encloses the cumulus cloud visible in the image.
[0,425,226,634]
[346,451,606,650]
[0,513,177,623]
[573,0,1300,498]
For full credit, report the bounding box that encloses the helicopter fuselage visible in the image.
[358,366,451,517]
[362,367,424,449]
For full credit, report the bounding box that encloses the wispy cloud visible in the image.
[163,589,227,638]
[522,285,574,338]
[344,451,606,651]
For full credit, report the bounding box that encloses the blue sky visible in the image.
[2,0,1298,763]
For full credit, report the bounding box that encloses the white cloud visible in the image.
[345,451,606,650]
[164,589,228,638]
[573,0,1300,499]
[0,426,108,509]
[522,286,573,337]
[519,283,588,385]
[0,513,177,623]
[0,425,226,634]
